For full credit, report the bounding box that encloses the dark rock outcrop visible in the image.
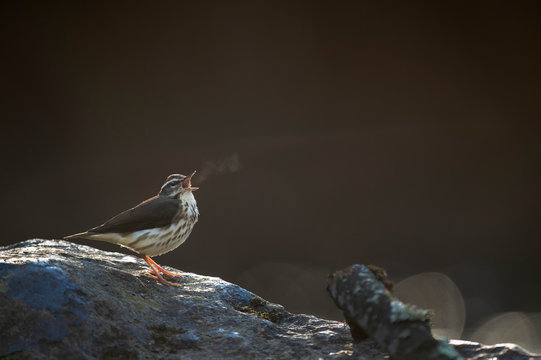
[0,240,538,360]
[327,264,462,360]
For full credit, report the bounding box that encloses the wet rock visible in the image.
[0,240,538,360]
[451,340,539,360]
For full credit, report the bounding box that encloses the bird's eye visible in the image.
[170,181,180,187]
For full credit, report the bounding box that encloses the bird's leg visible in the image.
[145,255,182,278]
[141,255,180,287]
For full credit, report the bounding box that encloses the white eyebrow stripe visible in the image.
[161,178,182,191]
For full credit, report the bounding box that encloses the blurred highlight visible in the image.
[468,312,541,354]
[394,272,466,340]
[395,272,540,355]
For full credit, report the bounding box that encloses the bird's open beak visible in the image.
[182,171,199,191]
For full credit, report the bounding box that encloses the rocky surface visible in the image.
[0,239,539,360]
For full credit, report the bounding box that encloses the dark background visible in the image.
[2,0,540,350]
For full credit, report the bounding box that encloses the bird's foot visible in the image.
[142,255,181,286]
[145,256,182,277]
[146,271,181,287]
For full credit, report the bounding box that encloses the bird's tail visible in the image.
[64,232,91,240]
[64,231,122,246]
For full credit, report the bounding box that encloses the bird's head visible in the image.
[159,171,198,199]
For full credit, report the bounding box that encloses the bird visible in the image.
[65,171,199,286]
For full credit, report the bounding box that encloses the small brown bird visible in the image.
[65,171,199,286]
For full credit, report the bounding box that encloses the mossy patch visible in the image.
[366,264,394,292]
[236,296,284,324]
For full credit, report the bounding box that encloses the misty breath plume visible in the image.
[198,153,241,182]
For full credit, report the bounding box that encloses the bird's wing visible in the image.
[86,196,181,234]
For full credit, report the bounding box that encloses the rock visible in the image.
[450,340,538,360]
[0,239,538,360]
[327,264,462,360]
